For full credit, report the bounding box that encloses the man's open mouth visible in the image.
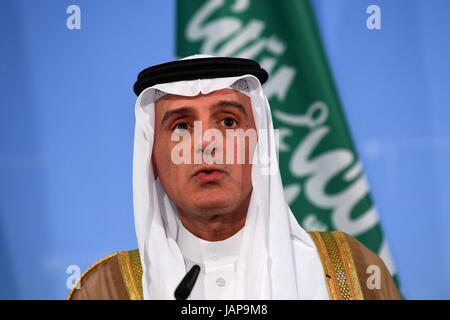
[193,166,225,183]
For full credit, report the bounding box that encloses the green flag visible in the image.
[176,0,399,285]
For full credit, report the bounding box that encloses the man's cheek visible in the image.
[169,163,191,182]
[169,135,194,165]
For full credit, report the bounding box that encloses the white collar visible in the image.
[177,222,244,268]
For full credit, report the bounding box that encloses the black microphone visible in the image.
[174,265,201,300]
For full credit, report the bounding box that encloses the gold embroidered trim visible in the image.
[307,231,364,300]
[66,252,118,300]
[127,249,143,299]
[309,231,339,300]
[117,251,142,300]
[332,231,364,300]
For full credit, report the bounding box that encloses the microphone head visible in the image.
[174,265,201,300]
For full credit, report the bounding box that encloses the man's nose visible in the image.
[193,120,221,155]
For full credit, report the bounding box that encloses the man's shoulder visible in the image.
[306,230,387,270]
[307,231,401,300]
[343,232,402,299]
[67,250,142,300]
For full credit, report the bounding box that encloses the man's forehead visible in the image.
[155,88,251,110]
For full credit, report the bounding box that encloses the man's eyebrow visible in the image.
[160,101,249,125]
[213,100,248,119]
[161,106,194,125]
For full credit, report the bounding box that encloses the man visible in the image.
[68,55,401,300]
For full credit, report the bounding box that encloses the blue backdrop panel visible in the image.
[0,0,175,299]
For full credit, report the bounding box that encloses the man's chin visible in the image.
[191,198,234,214]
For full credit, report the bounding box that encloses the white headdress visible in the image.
[132,55,328,299]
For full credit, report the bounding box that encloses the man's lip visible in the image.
[194,170,225,183]
[193,165,225,177]
[192,165,226,183]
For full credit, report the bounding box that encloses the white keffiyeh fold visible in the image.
[132,54,329,300]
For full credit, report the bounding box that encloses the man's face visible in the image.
[152,89,257,219]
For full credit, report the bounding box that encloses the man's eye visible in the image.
[221,118,237,127]
[172,122,190,132]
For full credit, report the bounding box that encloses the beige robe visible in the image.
[67,232,401,300]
